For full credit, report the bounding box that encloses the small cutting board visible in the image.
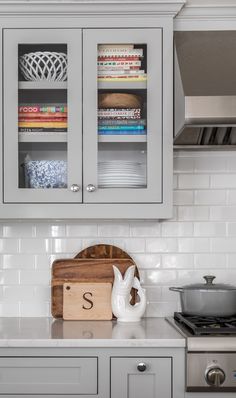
[51,244,139,319]
[63,282,112,320]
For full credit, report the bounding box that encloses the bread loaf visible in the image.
[98,93,141,109]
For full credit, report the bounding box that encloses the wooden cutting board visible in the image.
[51,244,139,318]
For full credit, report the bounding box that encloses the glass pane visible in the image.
[97,43,147,189]
[18,43,68,189]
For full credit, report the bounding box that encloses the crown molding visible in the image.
[0,0,185,17]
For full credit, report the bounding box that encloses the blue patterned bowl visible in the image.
[24,160,67,188]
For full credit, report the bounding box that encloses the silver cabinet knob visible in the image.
[205,367,225,387]
[70,184,80,192]
[86,184,96,192]
[137,362,147,372]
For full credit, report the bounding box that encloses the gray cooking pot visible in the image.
[169,275,236,317]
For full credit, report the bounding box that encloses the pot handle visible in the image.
[169,287,183,292]
[203,275,216,285]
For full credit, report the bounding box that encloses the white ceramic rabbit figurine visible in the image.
[112,265,146,322]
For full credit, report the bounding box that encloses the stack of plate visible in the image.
[98,161,146,188]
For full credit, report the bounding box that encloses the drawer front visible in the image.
[0,357,97,395]
[111,357,172,398]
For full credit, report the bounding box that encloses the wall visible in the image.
[0,150,236,317]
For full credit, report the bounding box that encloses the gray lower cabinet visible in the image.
[0,357,97,395]
[111,357,171,398]
[0,346,185,397]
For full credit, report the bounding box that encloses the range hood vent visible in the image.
[174,31,236,149]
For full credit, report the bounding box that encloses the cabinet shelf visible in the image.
[19,131,67,142]
[19,81,67,90]
[98,135,147,143]
[98,81,147,90]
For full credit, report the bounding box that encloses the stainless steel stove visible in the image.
[167,313,236,392]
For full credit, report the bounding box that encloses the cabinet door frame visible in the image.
[110,356,172,398]
[3,28,82,203]
[83,28,163,204]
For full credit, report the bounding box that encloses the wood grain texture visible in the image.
[63,282,112,320]
[51,244,139,318]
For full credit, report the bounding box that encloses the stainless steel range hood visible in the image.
[174,31,236,148]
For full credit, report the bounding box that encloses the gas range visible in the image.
[167,313,236,392]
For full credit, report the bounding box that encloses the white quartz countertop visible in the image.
[0,317,185,348]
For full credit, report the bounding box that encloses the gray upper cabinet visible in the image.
[0,0,184,219]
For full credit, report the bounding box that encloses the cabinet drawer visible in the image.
[0,357,97,395]
[111,357,171,398]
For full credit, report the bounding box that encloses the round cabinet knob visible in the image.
[86,184,96,192]
[70,184,80,192]
[137,362,147,372]
[205,367,225,387]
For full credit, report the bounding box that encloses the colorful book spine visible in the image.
[98,61,141,67]
[98,125,145,131]
[98,57,140,62]
[97,76,147,81]
[98,70,144,76]
[19,105,67,113]
[18,112,67,118]
[98,119,146,126]
[19,128,67,132]
[98,49,143,57]
[98,108,141,119]
[18,122,67,128]
[98,130,146,135]
[19,117,67,123]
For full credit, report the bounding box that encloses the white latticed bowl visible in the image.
[19,52,67,82]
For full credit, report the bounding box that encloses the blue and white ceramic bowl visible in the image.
[24,160,67,188]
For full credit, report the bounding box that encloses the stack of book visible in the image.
[98,108,146,136]
[18,103,67,132]
[97,44,146,82]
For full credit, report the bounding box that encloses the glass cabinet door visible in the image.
[83,29,162,203]
[3,29,82,203]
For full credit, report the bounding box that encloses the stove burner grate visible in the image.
[174,312,236,335]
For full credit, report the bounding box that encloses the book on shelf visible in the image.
[98,118,146,126]
[98,49,143,57]
[98,108,141,119]
[98,70,145,76]
[18,112,67,118]
[98,130,146,135]
[98,125,145,131]
[19,128,67,132]
[19,117,67,123]
[98,61,141,67]
[98,76,147,81]
[19,105,67,113]
[18,122,67,128]
[98,44,134,50]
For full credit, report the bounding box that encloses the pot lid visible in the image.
[182,275,236,291]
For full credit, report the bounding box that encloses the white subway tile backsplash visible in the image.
[146,238,178,253]
[194,253,226,269]
[178,206,209,221]
[130,222,160,237]
[173,190,194,205]
[194,222,226,237]
[178,238,209,253]
[66,223,98,237]
[210,206,236,221]
[35,223,66,237]
[19,239,51,254]
[162,253,194,269]
[132,254,161,269]
[0,151,236,316]
[3,223,34,238]
[178,174,210,189]
[98,223,129,237]
[211,174,236,188]
[2,254,35,269]
[161,222,193,237]
[194,190,226,205]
